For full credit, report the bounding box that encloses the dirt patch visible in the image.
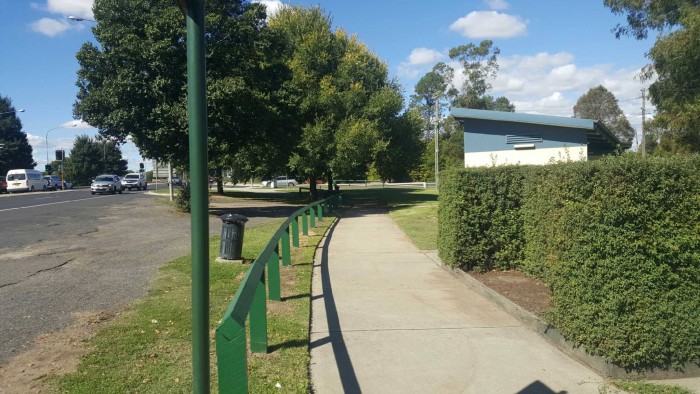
[468,270,552,317]
[0,311,116,393]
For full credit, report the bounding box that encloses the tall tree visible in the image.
[573,85,635,145]
[605,1,700,151]
[62,135,127,185]
[0,95,36,175]
[271,7,420,196]
[411,41,515,178]
[74,0,286,184]
[410,62,456,141]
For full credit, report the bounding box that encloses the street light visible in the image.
[67,16,97,22]
[0,109,25,116]
[434,94,440,190]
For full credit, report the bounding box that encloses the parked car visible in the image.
[91,174,123,195]
[62,180,74,189]
[0,176,6,193]
[121,173,148,190]
[169,176,182,186]
[6,169,47,192]
[262,176,297,187]
[43,175,63,191]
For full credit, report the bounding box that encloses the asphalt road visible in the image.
[0,188,300,365]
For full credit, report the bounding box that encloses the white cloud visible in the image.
[449,11,527,39]
[253,0,284,18]
[26,133,45,147]
[30,18,72,37]
[482,52,655,144]
[407,48,444,66]
[46,0,94,19]
[485,0,509,11]
[29,0,93,36]
[397,47,446,79]
[60,119,93,128]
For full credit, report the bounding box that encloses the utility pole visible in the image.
[641,88,646,157]
[434,94,440,190]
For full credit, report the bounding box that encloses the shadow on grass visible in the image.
[341,187,438,210]
[209,205,299,220]
[269,339,308,352]
[281,293,310,302]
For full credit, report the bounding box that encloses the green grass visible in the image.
[53,212,336,393]
[612,380,694,394]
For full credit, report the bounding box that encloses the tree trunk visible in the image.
[309,177,318,201]
[327,173,333,191]
[216,166,224,194]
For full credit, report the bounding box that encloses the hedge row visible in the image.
[438,166,525,271]
[438,155,700,370]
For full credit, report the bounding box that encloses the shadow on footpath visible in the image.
[309,217,361,393]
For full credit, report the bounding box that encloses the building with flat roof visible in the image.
[450,108,631,167]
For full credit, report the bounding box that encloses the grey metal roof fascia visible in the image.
[450,108,595,130]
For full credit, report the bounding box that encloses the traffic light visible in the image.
[45,164,52,174]
[55,149,64,161]
[139,162,145,172]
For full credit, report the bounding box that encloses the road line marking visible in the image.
[0,195,116,212]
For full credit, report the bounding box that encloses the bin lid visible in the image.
[220,213,249,223]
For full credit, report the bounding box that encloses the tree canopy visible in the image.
[74,0,286,172]
[605,1,700,152]
[410,40,515,179]
[270,6,422,192]
[0,95,36,176]
[573,85,635,145]
[75,2,423,193]
[62,135,128,185]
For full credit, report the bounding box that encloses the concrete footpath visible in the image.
[309,207,623,394]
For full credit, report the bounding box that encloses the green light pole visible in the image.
[180,0,209,392]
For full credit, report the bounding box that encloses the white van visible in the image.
[6,169,48,192]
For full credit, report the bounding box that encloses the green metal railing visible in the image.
[215,193,342,393]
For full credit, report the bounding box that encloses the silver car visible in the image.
[91,174,123,195]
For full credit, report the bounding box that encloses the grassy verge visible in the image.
[53,213,336,393]
[612,380,694,394]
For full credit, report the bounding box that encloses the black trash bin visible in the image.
[219,213,249,260]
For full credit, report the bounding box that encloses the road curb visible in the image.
[422,251,700,380]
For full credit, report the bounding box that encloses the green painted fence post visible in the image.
[309,207,316,228]
[317,203,323,222]
[282,226,291,266]
[302,211,308,236]
[215,323,247,394]
[291,217,300,247]
[250,269,267,353]
[268,245,281,302]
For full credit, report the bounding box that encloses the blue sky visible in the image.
[1,0,655,171]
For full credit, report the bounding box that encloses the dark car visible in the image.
[0,176,6,193]
[169,176,182,186]
[91,174,123,195]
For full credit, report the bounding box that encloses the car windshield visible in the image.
[125,174,139,179]
[8,174,25,181]
[96,176,113,181]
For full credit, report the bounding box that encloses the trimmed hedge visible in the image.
[438,155,700,370]
[438,166,525,271]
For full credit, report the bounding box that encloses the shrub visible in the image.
[174,183,190,213]
[522,155,700,370]
[440,155,700,370]
[438,166,526,271]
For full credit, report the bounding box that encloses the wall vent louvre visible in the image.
[506,135,542,144]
